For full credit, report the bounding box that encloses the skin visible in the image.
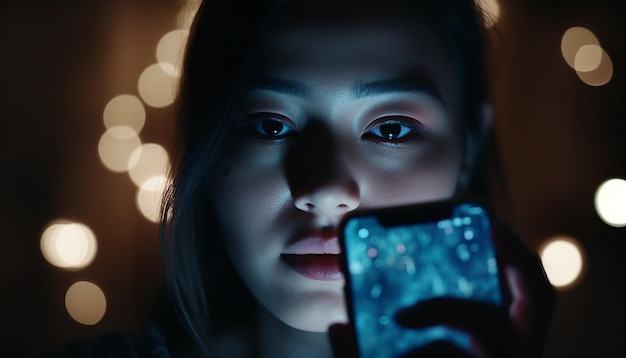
[204,2,555,357]
[207,4,470,356]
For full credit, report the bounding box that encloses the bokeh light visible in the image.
[102,94,145,133]
[65,281,107,325]
[98,126,142,172]
[137,64,177,108]
[594,178,626,227]
[156,29,189,77]
[540,237,584,288]
[561,27,613,86]
[573,44,603,72]
[177,0,201,30]
[136,175,168,223]
[127,143,170,188]
[561,26,600,69]
[40,221,97,270]
[576,47,613,87]
[476,0,500,28]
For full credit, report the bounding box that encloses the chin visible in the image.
[280,291,348,332]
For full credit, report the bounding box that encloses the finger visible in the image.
[328,323,358,358]
[395,297,524,357]
[492,223,555,350]
[492,223,553,302]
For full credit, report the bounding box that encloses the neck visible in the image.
[257,304,333,358]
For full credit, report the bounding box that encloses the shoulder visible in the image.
[41,324,171,358]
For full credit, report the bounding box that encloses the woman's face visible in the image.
[208,5,464,332]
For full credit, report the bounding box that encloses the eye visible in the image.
[364,117,425,142]
[369,122,411,140]
[243,113,297,140]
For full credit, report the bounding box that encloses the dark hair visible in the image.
[160,0,490,353]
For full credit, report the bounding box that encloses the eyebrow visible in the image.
[249,75,443,103]
[249,76,310,99]
[353,76,443,102]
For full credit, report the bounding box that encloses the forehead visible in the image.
[251,2,459,106]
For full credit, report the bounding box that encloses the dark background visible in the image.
[0,0,624,356]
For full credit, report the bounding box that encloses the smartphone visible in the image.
[339,198,504,358]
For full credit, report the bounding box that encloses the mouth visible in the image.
[281,231,343,281]
[281,254,343,281]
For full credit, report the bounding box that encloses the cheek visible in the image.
[208,150,289,246]
[210,146,290,218]
[359,138,464,207]
[371,166,460,205]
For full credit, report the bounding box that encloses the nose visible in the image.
[293,181,360,217]
[284,120,360,220]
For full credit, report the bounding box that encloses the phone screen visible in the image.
[340,200,503,358]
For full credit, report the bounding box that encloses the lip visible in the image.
[281,254,343,281]
[281,230,343,281]
[282,235,341,255]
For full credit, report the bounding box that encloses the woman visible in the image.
[158,0,555,357]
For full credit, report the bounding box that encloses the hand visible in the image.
[329,223,555,358]
[328,323,358,358]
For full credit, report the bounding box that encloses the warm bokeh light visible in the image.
[128,143,170,188]
[98,126,142,172]
[177,0,201,30]
[561,26,600,69]
[560,26,613,86]
[40,221,97,270]
[573,44,603,72]
[156,29,189,77]
[136,175,168,223]
[576,47,614,87]
[65,281,107,325]
[540,237,584,288]
[476,0,500,28]
[594,178,626,227]
[137,64,177,108]
[102,94,146,133]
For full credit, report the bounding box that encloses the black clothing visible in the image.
[41,324,172,358]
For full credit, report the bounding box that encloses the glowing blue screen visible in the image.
[343,203,502,358]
